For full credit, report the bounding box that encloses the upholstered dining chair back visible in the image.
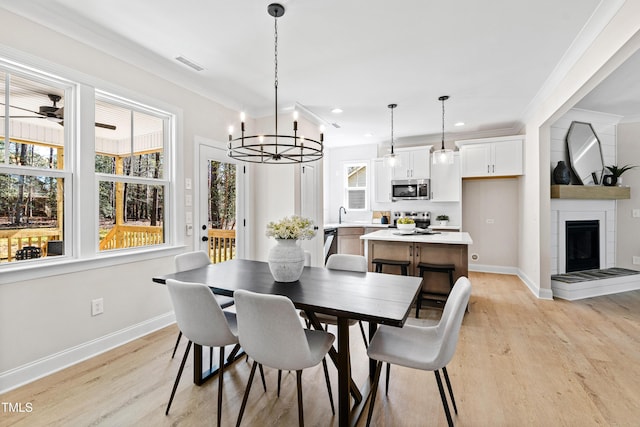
[432,276,471,369]
[235,290,326,371]
[174,250,211,272]
[166,279,237,347]
[325,253,367,272]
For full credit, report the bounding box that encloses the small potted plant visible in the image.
[396,217,416,231]
[436,214,449,226]
[604,164,636,187]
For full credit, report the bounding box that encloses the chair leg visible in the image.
[434,369,454,427]
[166,340,192,415]
[385,363,391,395]
[296,370,304,427]
[277,370,282,397]
[321,357,335,415]
[210,347,214,372]
[258,364,267,392]
[217,347,225,427]
[227,343,241,363]
[442,366,458,414]
[416,291,423,318]
[358,320,368,348]
[236,361,257,427]
[171,331,182,359]
[365,361,383,427]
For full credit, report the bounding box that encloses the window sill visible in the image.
[0,245,186,286]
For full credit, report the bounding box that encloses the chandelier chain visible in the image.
[274,16,278,90]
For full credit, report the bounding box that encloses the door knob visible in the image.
[201,236,209,242]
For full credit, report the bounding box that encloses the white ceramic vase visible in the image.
[268,239,305,282]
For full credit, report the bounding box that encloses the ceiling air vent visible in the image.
[175,56,204,72]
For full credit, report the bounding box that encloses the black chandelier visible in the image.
[227,3,324,164]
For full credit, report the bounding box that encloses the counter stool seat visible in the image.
[372,258,410,276]
[416,262,455,318]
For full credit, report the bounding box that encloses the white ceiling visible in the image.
[2,0,637,148]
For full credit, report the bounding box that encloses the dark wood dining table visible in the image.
[153,258,422,427]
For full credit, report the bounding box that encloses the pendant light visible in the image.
[384,103,400,168]
[432,95,454,165]
[227,3,323,164]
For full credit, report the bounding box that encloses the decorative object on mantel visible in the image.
[553,161,571,185]
[603,164,636,187]
[436,214,450,226]
[551,185,630,200]
[266,215,316,282]
[384,104,401,168]
[432,95,454,165]
[227,3,323,164]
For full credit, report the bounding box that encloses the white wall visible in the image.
[616,121,640,269]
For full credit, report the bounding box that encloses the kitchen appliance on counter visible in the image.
[391,179,430,201]
[391,211,431,228]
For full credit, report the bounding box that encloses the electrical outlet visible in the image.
[633,256,640,265]
[633,209,640,218]
[486,219,495,224]
[91,298,104,316]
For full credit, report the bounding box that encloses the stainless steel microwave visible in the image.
[391,179,430,201]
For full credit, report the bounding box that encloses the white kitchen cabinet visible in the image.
[373,158,392,202]
[392,146,431,179]
[431,152,460,202]
[456,136,523,178]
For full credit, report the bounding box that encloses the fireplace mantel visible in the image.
[551,185,630,200]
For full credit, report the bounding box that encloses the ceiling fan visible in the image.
[2,93,116,130]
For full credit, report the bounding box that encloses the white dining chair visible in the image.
[365,277,472,427]
[234,289,335,427]
[165,279,239,427]
[171,251,235,358]
[300,253,369,347]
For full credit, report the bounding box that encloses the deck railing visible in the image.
[208,229,236,263]
[0,228,62,262]
[99,225,164,251]
[2,226,234,262]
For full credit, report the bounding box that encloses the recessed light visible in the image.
[454,122,465,127]
[364,132,373,137]
[331,108,343,114]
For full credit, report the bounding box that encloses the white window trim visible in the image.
[343,160,369,211]
[0,50,181,284]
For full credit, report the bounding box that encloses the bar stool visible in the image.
[372,258,410,276]
[415,263,455,318]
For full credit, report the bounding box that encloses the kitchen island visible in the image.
[361,229,473,297]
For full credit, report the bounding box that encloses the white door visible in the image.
[197,141,246,260]
[300,163,321,266]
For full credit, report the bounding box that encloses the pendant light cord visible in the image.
[274,14,279,144]
[441,97,445,150]
[391,106,394,154]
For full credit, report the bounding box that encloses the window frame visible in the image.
[0,55,180,282]
[343,160,369,211]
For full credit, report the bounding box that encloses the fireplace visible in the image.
[566,220,600,272]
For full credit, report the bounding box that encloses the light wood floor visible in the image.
[2,272,639,426]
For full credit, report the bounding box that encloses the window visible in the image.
[95,94,169,251]
[344,162,368,210]
[0,69,71,263]
[0,57,174,267]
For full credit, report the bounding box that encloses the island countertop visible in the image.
[360,229,473,245]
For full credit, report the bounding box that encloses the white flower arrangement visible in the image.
[266,215,316,240]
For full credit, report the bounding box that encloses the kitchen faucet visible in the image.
[339,206,347,224]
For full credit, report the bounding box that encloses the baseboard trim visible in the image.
[517,269,554,300]
[469,264,519,275]
[0,312,175,394]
